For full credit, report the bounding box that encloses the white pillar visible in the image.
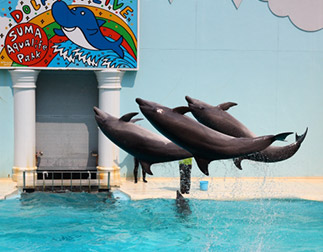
[10,69,39,186]
[95,70,124,187]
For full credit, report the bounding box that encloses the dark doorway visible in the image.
[36,70,98,171]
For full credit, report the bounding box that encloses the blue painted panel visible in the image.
[0,70,14,178]
[119,0,323,179]
[1,0,323,178]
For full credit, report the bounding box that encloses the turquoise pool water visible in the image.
[0,192,322,251]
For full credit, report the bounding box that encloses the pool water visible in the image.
[0,192,322,251]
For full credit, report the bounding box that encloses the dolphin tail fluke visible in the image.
[296,127,308,143]
[194,157,210,176]
[274,132,293,142]
[114,36,124,58]
[233,158,243,170]
[139,161,153,175]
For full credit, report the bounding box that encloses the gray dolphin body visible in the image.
[136,98,292,175]
[93,107,192,175]
[185,96,308,169]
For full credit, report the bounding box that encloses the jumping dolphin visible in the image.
[93,107,192,175]
[52,0,124,58]
[185,96,308,169]
[136,98,292,175]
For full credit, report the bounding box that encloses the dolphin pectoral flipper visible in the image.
[130,118,143,123]
[172,106,191,115]
[119,112,139,122]
[233,157,243,170]
[139,161,153,175]
[218,102,238,111]
[54,28,65,36]
[194,157,211,176]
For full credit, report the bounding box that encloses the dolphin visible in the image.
[93,107,192,175]
[51,0,124,58]
[185,96,308,169]
[175,190,191,215]
[136,98,293,175]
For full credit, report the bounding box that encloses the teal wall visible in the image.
[0,0,322,178]
[0,70,13,178]
[119,0,323,178]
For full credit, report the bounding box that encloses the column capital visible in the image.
[9,69,40,89]
[95,70,124,90]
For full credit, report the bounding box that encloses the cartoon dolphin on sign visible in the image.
[51,0,124,58]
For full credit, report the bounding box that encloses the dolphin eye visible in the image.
[81,11,85,15]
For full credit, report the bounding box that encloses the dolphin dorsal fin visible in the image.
[119,112,139,122]
[131,118,143,123]
[218,102,238,111]
[97,19,106,27]
[172,106,191,115]
[194,156,211,176]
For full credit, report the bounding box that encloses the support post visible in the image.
[10,70,39,187]
[95,70,124,187]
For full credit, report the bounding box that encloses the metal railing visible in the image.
[22,170,111,193]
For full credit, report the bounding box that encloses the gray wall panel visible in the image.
[36,71,98,170]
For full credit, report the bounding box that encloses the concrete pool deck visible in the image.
[0,178,18,200]
[0,177,322,201]
[119,177,323,202]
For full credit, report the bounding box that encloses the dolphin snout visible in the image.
[93,106,109,120]
[135,98,145,106]
[93,106,101,115]
[136,98,154,108]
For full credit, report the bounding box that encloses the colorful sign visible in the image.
[0,0,138,69]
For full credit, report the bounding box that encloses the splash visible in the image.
[50,40,136,68]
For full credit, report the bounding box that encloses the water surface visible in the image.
[0,192,322,251]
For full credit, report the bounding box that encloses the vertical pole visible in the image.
[23,171,26,190]
[95,70,124,188]
[80,172,82,191]
[98,171,100,190]
[108,172,111,191]
[52,172,54,192]
[88,171,91,193]
[42,172,45,191]
[10,70,40,186]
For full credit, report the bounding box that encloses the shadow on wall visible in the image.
[119,154,141,181]
[0,70,13,88]
[0,70,14,177]
[121,71,137,88]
